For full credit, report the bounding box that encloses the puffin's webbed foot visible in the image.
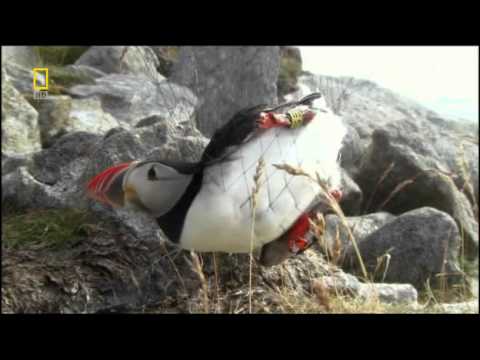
[259,213,315,267]
[329,189,343,202]
[257,112,291,129]
[257,108,316,130]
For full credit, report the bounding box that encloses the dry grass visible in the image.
[248,157,265,313]
[457,139,479,221]
[188,251,209,313]
[363,162,395,213]
[272,163,369,280]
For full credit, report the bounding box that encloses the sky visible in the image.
[299,46,478,122]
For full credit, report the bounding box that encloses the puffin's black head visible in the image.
[87,160,193,217]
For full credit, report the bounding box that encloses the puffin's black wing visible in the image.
[264,92,323,112]
[200,104,269,165]
[199,93,323,167]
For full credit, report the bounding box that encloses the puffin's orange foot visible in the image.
[257,112,290,129]
[257,109,317,130]
[329,189,343,202]
[287,213,313,254]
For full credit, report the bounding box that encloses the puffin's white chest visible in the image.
[180,111,346,253]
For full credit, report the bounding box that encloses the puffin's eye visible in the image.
[147,166,157,181]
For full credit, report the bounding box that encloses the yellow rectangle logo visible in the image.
[33,68,49,91]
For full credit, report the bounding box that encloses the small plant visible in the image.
[33,46,89,67]
[2,208,90,250]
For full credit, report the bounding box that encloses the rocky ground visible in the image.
[1,46,478,313]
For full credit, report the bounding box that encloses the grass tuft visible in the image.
[2,208,90,250]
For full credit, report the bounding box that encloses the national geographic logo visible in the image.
[32,68,49,100]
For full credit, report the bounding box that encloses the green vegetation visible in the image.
[2,207,91,250]
[28,47,94,95]
[33,46,89,67]
[47,64,97,95]
[155,46,179,77]
[277,56,302,98]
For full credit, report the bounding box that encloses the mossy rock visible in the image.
[277,47,303,98]
[1,207,93,250]
[153,46,179,77]
[33,46,89,66]
[48,65,97,93]
[21,65,97,98]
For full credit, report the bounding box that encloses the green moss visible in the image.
[47,64,96,94]
[21,64,96,98]
[277,56,302,98]
[155,46,179,77]
[2,208,92,250]
[33,46,89,66]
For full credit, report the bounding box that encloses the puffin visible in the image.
[87,93,347,266]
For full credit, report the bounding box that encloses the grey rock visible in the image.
[432,301,478,314]
[68,98,121,134]
[64,64,107,79]
[295,73,479,210]
[339,170,363,215]
[150,46,178,77]
[320,272,418,305]
[75,46,164,82]
[2,166,64,208]
[322,212,396,254]
[277,46,303,99]
[2,153,34,176]
[89,202,165,244]
[31,95,73,147]
[171,46,280,136]
[1,46,39,68]
[342,207,464,289]
[30,132,103,187]
[213,248,333,297]
[3,61,44,94]
[1,69,41,155]
[355,129,478,259]
[69,74,198,127]
[339,124,365,177]
[358,283,418,305]
[3,132,102,209]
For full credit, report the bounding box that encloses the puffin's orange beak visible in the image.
[87,162,133,207]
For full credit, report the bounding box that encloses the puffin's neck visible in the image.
[155,168,204,243]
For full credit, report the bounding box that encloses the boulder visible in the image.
[31,95,73,147]
[322,212,396,255]
[293,73,479,211]
[29,94,121,148]
[2,132,102,209]
[3,61,102,98]
[318,272,418,305]
[1,68,41,155]
[355,129,478,259]
[277,46,303,99]
[432,301,478,314]
[150,46,179,77]
[68,98,121,135]
[2,61,43,94]
[64,64,107,79]
[339,124,365,177]
[68,74,198,127]
[171,46,280,136]
[339,170,363,216]
[342,207,464,289]
[75,46,164,82]
[2,153,33,176]
[1,46,38,68]
[2,106,209,211]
